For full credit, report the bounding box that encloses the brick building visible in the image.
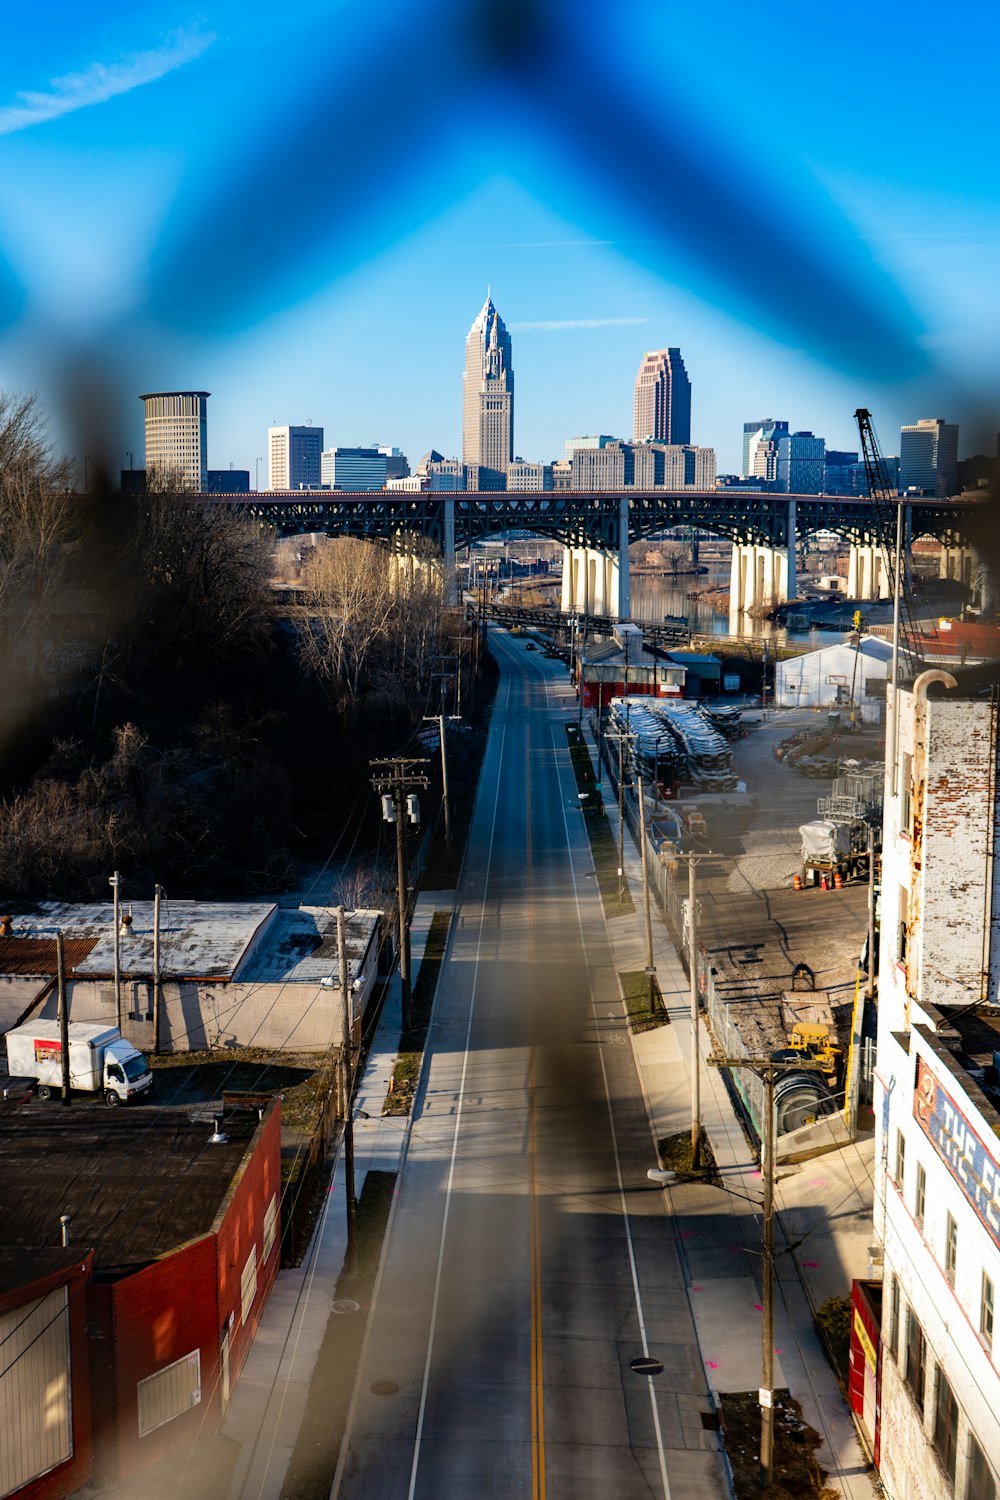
[0,1101,281,1494]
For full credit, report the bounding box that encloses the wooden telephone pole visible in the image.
[370,758,429,1031]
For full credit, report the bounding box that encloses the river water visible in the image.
[629,568,850,647]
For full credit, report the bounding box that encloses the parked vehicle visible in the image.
[5,1021,153,1106]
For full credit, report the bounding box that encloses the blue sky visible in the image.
[1,0,998,479]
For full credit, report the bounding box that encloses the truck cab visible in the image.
[102,1042,153,1105]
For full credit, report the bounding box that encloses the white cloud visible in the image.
[0,29,214,137]
[511,317,649,332]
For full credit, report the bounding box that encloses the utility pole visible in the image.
[706,1054,806,1489]
[109,870,122,1031]
[637,776,658,1015]
[424,713,461,865]
[370,758,429,1031]
[57,931,70,1107]
[335,905,358,1271]
[670,852,722,1169]
[604,729,635,901]
[152,884,163,1055]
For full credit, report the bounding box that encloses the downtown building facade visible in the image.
[320,446,387,491]
[268,425,323,490]
[900,419,960,498]
[633,349,691,445]
[140,391,209,490]
[571,440,715,490]
[870,674,1000,1500]
[463,295,514,478]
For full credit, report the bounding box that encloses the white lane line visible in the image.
[405,698,512,1500]
[551,718,673,1500]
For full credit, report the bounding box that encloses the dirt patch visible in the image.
[656,1128,720,1185]
[718,1389,839,1499]
[620,968,668,1033]
[147,1047,330,1135]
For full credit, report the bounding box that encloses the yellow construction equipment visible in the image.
[788,1021,842,1079]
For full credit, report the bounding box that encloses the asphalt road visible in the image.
[333,633,728,1499]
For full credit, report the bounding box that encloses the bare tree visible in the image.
[298,537,397,713]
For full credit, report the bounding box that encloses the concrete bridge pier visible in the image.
[939,543,977,589]
[728,541,793,613]
[847,541,892,599]
[561,546,622,616]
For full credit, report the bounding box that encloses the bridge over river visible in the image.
[220,488,985,618]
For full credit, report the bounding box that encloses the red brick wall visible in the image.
[91,1235,219,1482]
[216,1104,282,1391]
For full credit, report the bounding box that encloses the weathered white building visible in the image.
[0,902,383,1054]
[775,635,912,714]
[872,672,1000,1500]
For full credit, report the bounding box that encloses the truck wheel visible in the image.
[36,1085,51,1101]
[105,1090,121,1108]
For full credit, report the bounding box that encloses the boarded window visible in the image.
[0,1288,72,1497]
[240,1246,257,1327]
[968,1435,998,1500]
[137,1350,201,1438]
[905,1308,926,1409]
[932,1366,959,1482]
[263,1195,277,1263]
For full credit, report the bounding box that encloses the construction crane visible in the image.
[855,407,911,784]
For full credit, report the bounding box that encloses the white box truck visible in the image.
[5,1021,153,1106]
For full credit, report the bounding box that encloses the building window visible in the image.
[968,1435,997,1500]
[915,1163,926,1229]
[900,751,913,832]
[263,1194,277,1262]
[933,1367,959,1482]
[895,1129,907,1191]
[137,1350,201,1437]
[897,886,909,963]
[945,1214,958,1286]
[905,1308,926,1408]
[889,1275,900,1360]
[982,1274,995,1353]
[240,1246,257,1327]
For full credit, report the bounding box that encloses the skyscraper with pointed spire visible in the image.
[463,293,514,475]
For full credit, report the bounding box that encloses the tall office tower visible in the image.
[268,425,323,490]
[788,431,826,494]
[463,294,514,473]
[742,420,772,479]
[140,391,209,490]
[900,418,959,497]
[633,349,691,445]
[377,445,410,482]
[745,420,790,487]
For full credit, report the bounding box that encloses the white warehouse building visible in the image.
[871,670,1000,1500]
[775,636,912,715]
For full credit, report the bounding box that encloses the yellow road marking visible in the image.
[526,726,546,1499]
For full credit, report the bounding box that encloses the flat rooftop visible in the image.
[0,1106,266,1277]
[939,1006,1000,1124]
[236,907,381,984]
[2,901,277,981]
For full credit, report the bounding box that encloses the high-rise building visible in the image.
[140,391,209,491]
[570,440,715,491]
[377,445,410,482]
[320,446,386,491]
[268,425,323,490]
[742,420,773,479]
[564,435,617,462]
[900,418,959,497]
[463,294,514,474]
[745,420,790,488]
[789,431,826,494]
[633,349,691,446]
[206,469,250,493]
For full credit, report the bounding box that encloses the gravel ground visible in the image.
[717,709,885,894]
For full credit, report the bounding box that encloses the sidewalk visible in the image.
[588,717,877,1498]
[222,894,450,1500]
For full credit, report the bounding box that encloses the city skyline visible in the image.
[0,5,997,479]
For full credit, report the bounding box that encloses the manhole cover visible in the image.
[331,1299,360,1315]
[370,1380,399,1396]
[630,1357,664,1376]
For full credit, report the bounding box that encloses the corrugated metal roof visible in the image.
[0,936,98,976]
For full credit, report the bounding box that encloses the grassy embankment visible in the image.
[564,723,634,918]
